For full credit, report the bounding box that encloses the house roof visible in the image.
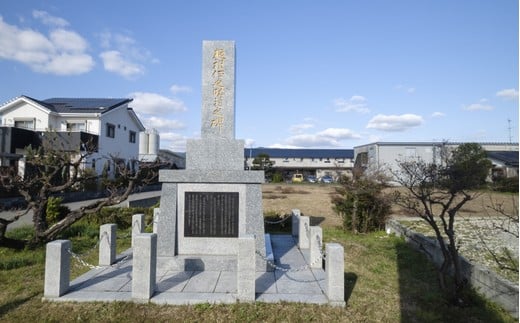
[244,148,354,159]
[24,96,132,114]
[487,151,519,167]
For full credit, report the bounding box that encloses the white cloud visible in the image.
[285,127,361,147]
[334,95,370,113]
[170,84,192,95]
[431,111,446,118]
[32,10,69,27]
[289,123,314,134]
[496,88,519,100]
[100,50,144,78]
[268,143,301,149]
[366,114,423,132]
[98,31,157,78]
[50,29,88,52]
[244,138,256,147]
[0,16,94,75]
[395,84,416,94]
[129,92,187,115]
[160,132,188,152]
[142,116,184,131]
[464,99,494,111]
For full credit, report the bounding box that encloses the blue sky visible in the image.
[0,1,518,151]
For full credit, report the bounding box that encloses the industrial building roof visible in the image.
[244,148,354,159]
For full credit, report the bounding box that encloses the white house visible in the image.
[0,95,146,177]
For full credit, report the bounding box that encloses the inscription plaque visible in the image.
[184,192,239,237]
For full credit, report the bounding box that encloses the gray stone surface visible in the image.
[183,271,220,292]
[309,226,323,269]
[214,271,237,293]
[44,240,71,298]
[186,138,244,170]
[159,169,264,183]
[237,235,255,301]
[99,224,116,266]
[132,214,145,248]
[156,271,192,292]
[325,243,345,306]
[44,234,334,306]
[298,216,310,249]
[132,234,157,300]
[153,208,160,234]
[157,183,177,257]
[291,209,301,236]
[201,40,235,140]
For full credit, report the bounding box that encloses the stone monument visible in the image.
[157,40,267,271]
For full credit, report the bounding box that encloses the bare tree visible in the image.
[0,133,159,248]
[392,143,492,305]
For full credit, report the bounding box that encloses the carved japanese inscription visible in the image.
[184,192,239,237]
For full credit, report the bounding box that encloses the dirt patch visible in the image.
[263,183,518,233]
[262,183,342,228]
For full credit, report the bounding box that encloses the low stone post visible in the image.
[325,243,345,306]
[291,209,301,237]
[99,224,117,266]
[309,226,323,269]
[237,235,255,302]
[44,240,71,298]
[132,213,145,247]
[153,208,160,234]
[132,233,157,301]
[298,216,310,249]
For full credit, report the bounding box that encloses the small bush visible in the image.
[492,177,519,193]
[332,176,391,233]
[85,207,152,229]
[46,197,70,224]
[272,172,284,183]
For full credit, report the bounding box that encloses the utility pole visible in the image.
[507,118,512,144]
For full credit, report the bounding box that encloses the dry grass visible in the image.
[262,183,342,228]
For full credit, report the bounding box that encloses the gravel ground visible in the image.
[398,216,519,283]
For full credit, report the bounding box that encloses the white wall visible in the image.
[1,101,50,130]
[95,106,141,175]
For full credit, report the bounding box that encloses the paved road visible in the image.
[1,190,161,232]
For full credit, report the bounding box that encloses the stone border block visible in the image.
[237,235,255,302]
[153,208,160,234]
[310,226,323,269]
[99,224,117,266]
[326,243,345,306]
[298,216,310,249]
[132,214,145,247]
[44,239,71,298]
[291,209,301,237]
[132,233,157,301]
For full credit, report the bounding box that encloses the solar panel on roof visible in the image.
[41,98,130,112]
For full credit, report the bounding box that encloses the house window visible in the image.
[106,123,115,138]
[14,119,34,129]
[67,122,86,132]
[129,131,136,143]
